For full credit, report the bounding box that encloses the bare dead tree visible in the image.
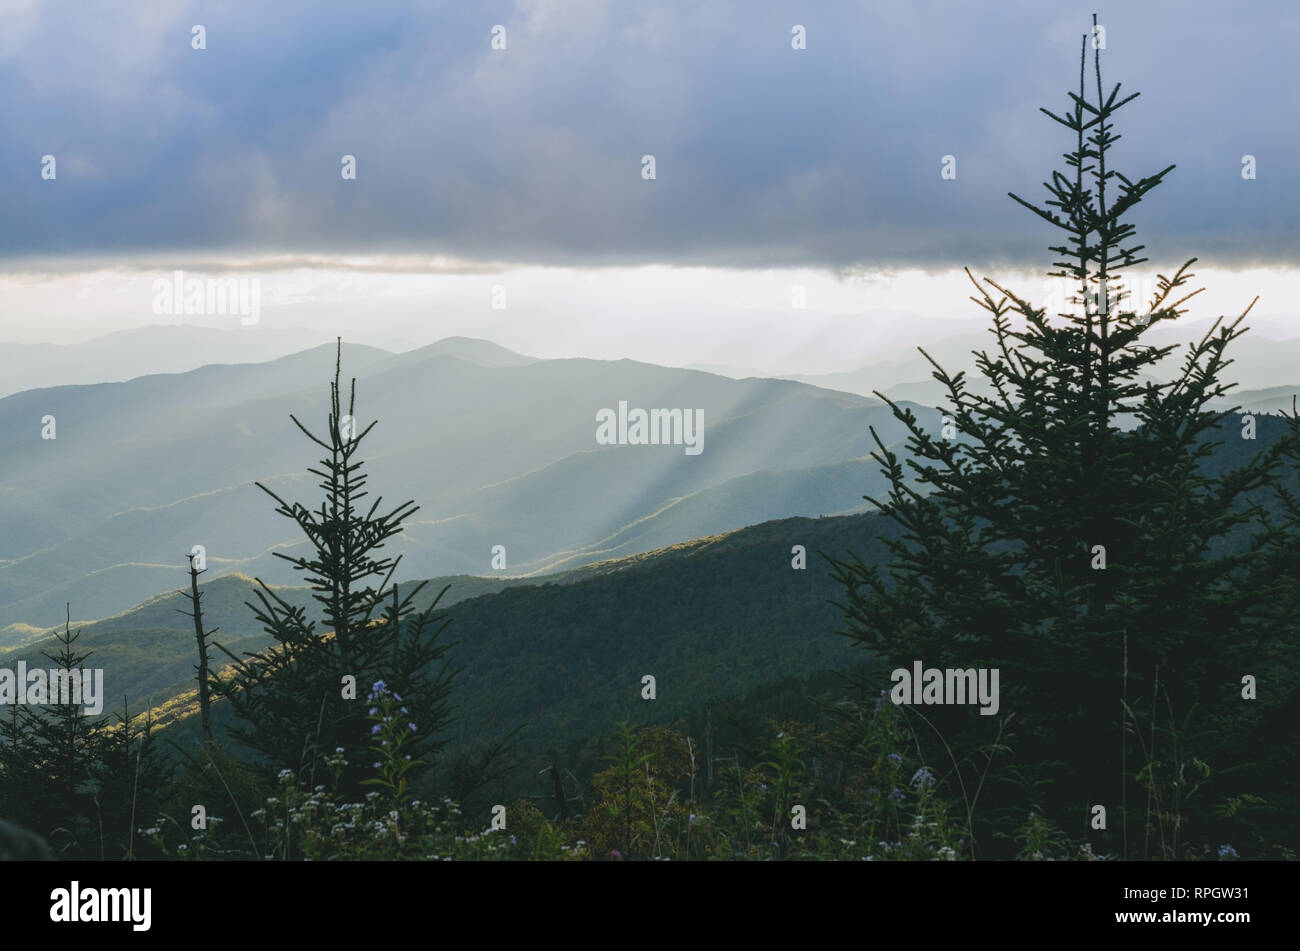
[179,551,218,742]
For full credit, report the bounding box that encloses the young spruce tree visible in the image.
[0,607,99,856]
[0,606,168,859]
[212,341,458,794]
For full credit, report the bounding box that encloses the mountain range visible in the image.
[0,332,937,632]
[2,324,1294,765]
[3,322,1295,639]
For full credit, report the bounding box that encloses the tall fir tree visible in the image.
[211,341,458,793]
[829,21,1299,858]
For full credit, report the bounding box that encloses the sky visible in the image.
[1,0,1296,371]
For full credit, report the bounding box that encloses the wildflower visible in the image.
[373,762,381,769]
[371,725,382,734]
[886,752,903,765]
[610,849,622,859]
[888,788,906,802]
[335,747,345,754]
[1218,844,1239,860]
[910,766,936,789]
[409,723,417,732]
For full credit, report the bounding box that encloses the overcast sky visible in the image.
[1,1,1296,368]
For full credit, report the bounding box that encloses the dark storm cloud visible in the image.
[1,0,1295,269]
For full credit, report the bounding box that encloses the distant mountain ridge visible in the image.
[7,323,1288,637]
[0,325,346,398]
[0,335,933,629]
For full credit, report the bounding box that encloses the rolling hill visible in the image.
[0,338,936,629]
[0,510,906,758]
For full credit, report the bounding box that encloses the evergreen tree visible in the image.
[0,606,169,859]
[828,22,1299,858]
[0,606,100,856]
[93,699,170,860]
[211,341,458,793]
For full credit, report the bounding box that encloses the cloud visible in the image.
[1,0,1296,270]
